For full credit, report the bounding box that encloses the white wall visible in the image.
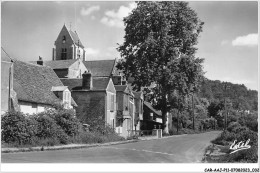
[19,101,50,115]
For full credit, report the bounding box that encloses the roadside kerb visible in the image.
[1,140,138,154]
[1,133,188,154]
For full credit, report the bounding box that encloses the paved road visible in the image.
[2,131,221,163]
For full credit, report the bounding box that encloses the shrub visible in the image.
[238,114,258,132]
[52,111,83,137]
[218,144,258,163]
[1,111,38,145]
[2,109,125,147]
[211,131,236,146]
[227,122,241,133]
[35,114,69,144]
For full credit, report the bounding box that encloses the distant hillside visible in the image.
[198,78,258,111]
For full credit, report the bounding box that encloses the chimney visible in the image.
[122,80,127,85]
[37,56,43,65]
[82,70,92,90]
[112,75,122,85]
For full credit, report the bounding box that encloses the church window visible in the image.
[62,36,66,43]
[61,48,67,60]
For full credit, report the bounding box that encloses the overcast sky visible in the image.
[1,1,258,91]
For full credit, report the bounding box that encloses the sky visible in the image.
[1,1,258,91]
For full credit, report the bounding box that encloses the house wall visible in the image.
[72,91,106,124]
[19,101,50,115]
[105,80,117,129]
[106,91,116,129]
[54,26,74,60]
[67,59,87,78]
[141,104,162,130]
[53,69,69,78]
[115,91,136,137]
[1,61,13,114]
[74,45,85,61]
[116,92,124,111]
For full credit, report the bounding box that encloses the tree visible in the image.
[117,1,204,132]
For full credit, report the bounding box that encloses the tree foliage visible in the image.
[117,1,204,130]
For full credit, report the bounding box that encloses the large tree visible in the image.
[117,1,204,131]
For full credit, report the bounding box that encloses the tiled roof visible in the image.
[83,59,116,77]
[144,101,162,116]
[69,30,84,48]
[30,59,77,69]
[115,85,127,92]
[13,60,77,106]
[60,78,82,91]
[61,77,110,91]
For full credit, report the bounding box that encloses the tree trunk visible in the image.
[177,98,180,134]
[192,93,195,130]
[161,108,168,134]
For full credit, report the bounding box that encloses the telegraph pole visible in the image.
[192,93,195,130]
[223,82,230,131]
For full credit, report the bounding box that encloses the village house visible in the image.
[1,49,77,115]
[114,84,135,137]
[61,71,117,129]
[1,48,15,114]
[141,101,163,130]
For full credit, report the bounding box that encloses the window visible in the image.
[108,93,115,111]
[61,48,67,60]
[63,91,71,109]
[110,94,115,111]
[77,49,81,58]
[62,36,66,43]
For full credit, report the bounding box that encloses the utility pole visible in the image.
[223,82,230,131]
[192,93,195,130]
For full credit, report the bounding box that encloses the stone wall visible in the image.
[72,91,106,124]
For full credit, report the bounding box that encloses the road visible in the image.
[2,131,221,163]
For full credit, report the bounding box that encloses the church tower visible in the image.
[52,24,86,61]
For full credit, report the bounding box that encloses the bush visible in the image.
[52,110,83,137]
[238,114,258,132]
[227,122,241,132]
[2,109,125,147]
[211,131,236,146]
[35,114,69,144]
[1,111,38,145]
[218,144,258,163]
[78,131,125,144]
[211,124,258,163]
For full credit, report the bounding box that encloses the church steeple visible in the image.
[52,24,86,61]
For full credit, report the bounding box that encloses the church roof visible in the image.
[83,59,116,77]
[61,77,110,91]
[30,59,78,69]
[69,30,84,48]
[13,60,77,106]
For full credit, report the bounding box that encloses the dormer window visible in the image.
[63,90,71,109]
[62,36,66,43]
[77,49,80,58]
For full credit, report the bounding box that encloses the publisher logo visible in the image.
[229,139,251,154]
